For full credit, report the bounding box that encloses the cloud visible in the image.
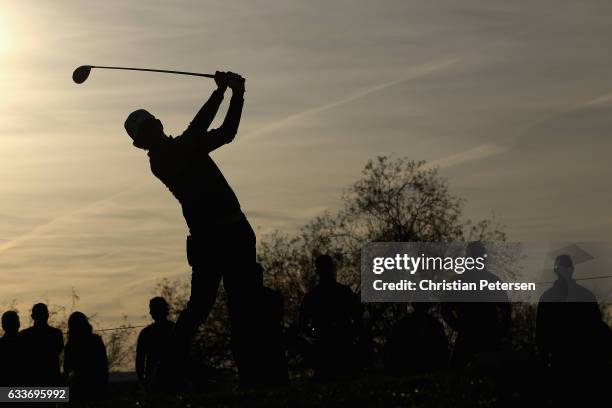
[3,0,612,331]
[514,91,612,137]
[426,144,507,169]
[0,183,151,255]
[241,58,461,141]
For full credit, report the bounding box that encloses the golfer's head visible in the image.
[554,254,574,279]
[125,109,164,149]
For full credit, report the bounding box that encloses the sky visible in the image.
[1,0,612,329]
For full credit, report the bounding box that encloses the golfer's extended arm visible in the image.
[204,90,245,152]
[184,88,225,135]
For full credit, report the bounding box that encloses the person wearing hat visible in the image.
[536,254,606,368]
[536,254,610,404]
[124,71,256,386]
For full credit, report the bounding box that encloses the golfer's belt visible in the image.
[195,210,246,226]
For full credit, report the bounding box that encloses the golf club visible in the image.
[72,65,216,84]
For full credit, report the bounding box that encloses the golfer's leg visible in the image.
[223,219,257,299]
[223,221,258,385]
[225,275,256,386]
[154,263,222,390]
[173,263,223,345]
[153,236,223,390]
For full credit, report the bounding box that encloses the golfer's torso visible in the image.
[148,138,241,221]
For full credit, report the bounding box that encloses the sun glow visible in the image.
[0,4,21,59]
[0,14,10,57]
[0,34,5,57]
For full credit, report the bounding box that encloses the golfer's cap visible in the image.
[125,109,155,139]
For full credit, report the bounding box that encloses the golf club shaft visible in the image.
[91,65,215,79]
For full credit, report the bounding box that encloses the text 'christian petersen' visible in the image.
[372,279,536,292]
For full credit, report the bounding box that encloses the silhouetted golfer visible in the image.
[136,297,175,388]
[299,255,362,381]
[384,303,448,375]
[124,71,254,386]
[63,312,108,401]
[441,242,512,369]
[0,311,23,386]
[238,263,288,388]
[19,303,64,386]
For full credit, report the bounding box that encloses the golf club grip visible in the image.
[92,65,215,78]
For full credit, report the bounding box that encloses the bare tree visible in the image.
[258,156,507,363]
[101,316,136,371]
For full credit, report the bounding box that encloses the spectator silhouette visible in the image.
[299,255,362,381]
[536,254,611,368]
[536,254,611,403]
[384,303,448,375]
[19,303,64,386]
[63,312,108,401]
[124,71,255,387]
[441,242,512,369]
[238,263,288,388]
[136,297,175,388]
[0,311,24,385]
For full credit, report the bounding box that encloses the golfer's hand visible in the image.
[226,72,245,94]
[214,71,229,91]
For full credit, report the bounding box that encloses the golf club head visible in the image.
[72,65,92,84]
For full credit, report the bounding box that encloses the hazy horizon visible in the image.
[1,0,612,329]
